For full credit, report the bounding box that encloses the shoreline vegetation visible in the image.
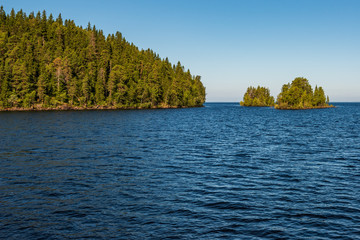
[0,7,206,111]
[240,77,334,110]
[240,86,275,107]
[274,105,335,110]
[0,103,202,111]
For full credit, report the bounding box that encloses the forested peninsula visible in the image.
[240,77,334,110]
[0,7,206,111]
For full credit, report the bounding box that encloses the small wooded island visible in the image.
[241,77,334,110]
[240,86,275,107]
[0,7,206,111]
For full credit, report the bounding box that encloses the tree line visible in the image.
[240,86,274,107]
[240,77,333,109]
[0,7,206,110]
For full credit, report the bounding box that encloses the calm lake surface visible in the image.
[1,103,359,239]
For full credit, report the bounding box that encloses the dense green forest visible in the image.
[276,77,332,109]
[240,86,275,107]
[0,7,205,110]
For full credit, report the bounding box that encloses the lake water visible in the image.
[0,103,359,239]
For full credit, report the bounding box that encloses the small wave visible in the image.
[203,201,251,211]
[52,210,87,218]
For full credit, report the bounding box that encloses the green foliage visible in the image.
[0,7,206,109]
[276,77,331,109]
[240,86,275,107]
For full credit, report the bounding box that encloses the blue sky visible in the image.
[2,0,360,101]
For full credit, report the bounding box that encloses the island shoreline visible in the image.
[274,105,335,110]
[0,105,204,112]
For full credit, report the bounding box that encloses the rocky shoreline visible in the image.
[0,104,203,112]
[274,105,335,110]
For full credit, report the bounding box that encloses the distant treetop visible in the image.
[240,77,333,110]
[276,77,332,109]
[240,86,275,107]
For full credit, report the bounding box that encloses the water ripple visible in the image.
[0,103,360,239]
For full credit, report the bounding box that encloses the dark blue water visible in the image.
[1,103,360,239]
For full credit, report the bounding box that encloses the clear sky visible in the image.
[2,0,360,102]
